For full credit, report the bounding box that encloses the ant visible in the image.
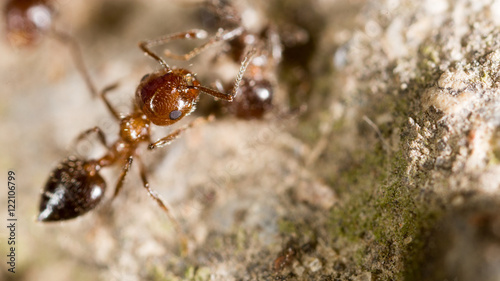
[187,0,282,119]
[220,27,279,119]
[4,0,97,95]
[37,27,254,232]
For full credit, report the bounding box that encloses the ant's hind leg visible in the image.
[113,156,133,198]
[137,157,189,254]
[137,157,178,225]
[48,28,98,98]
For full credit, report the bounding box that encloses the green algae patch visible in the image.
[328,149,441,279]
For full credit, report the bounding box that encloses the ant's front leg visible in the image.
[148,115,214,150]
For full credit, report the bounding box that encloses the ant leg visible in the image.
[137,157,180,228]
[48,28,98,97]
[193,48,256,101]
[100,83,122,120]
[137,157,188,254]
[74,126,108,148]
[113,156,133,198]
[163,27,245,61]
[139,30,207,69]
[139,27,244,68]
[148,115,214,150]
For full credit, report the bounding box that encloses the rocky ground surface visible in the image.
[2,0,500,280]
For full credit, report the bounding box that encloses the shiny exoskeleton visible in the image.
[229,76,273,119]
[38,28,254,222]
[38,157,105,221]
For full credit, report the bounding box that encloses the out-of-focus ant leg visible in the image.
[74,127,108,148]
[48,28,98,97]
[113,156,133,198]
[139,30,209,69]
[139,27,244,67]
[162,27,245,61]
[266,25,283,65]
[99,83,122,120]
[148,115,214,150]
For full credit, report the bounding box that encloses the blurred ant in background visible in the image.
[37,26,254,248]
[4,0,97,95]
[176,0,284,119]
[190,0,309,119]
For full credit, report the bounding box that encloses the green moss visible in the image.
[182,266,211,281]
[278,219,297,234]
[490,129,500,165]
[328,147,440,279]
[193,267,211,281]
[148,264,180,281]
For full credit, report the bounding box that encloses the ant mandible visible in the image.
[4,0,97,96]
[37,27,254,229]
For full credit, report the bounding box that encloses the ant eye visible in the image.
[169,110,182,120]
[141,74,150,82]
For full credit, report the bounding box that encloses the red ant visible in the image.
[37,27,254,231]
[187,0,282,119]
[4,0,97,95]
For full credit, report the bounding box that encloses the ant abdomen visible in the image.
[38,157,106,222]
[136,69,201,126]
[227,77,273,119]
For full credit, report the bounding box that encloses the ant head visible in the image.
[229,77,273,119]
[5,0,53,47]
[136,68,201,126]
[38,157,106,222]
